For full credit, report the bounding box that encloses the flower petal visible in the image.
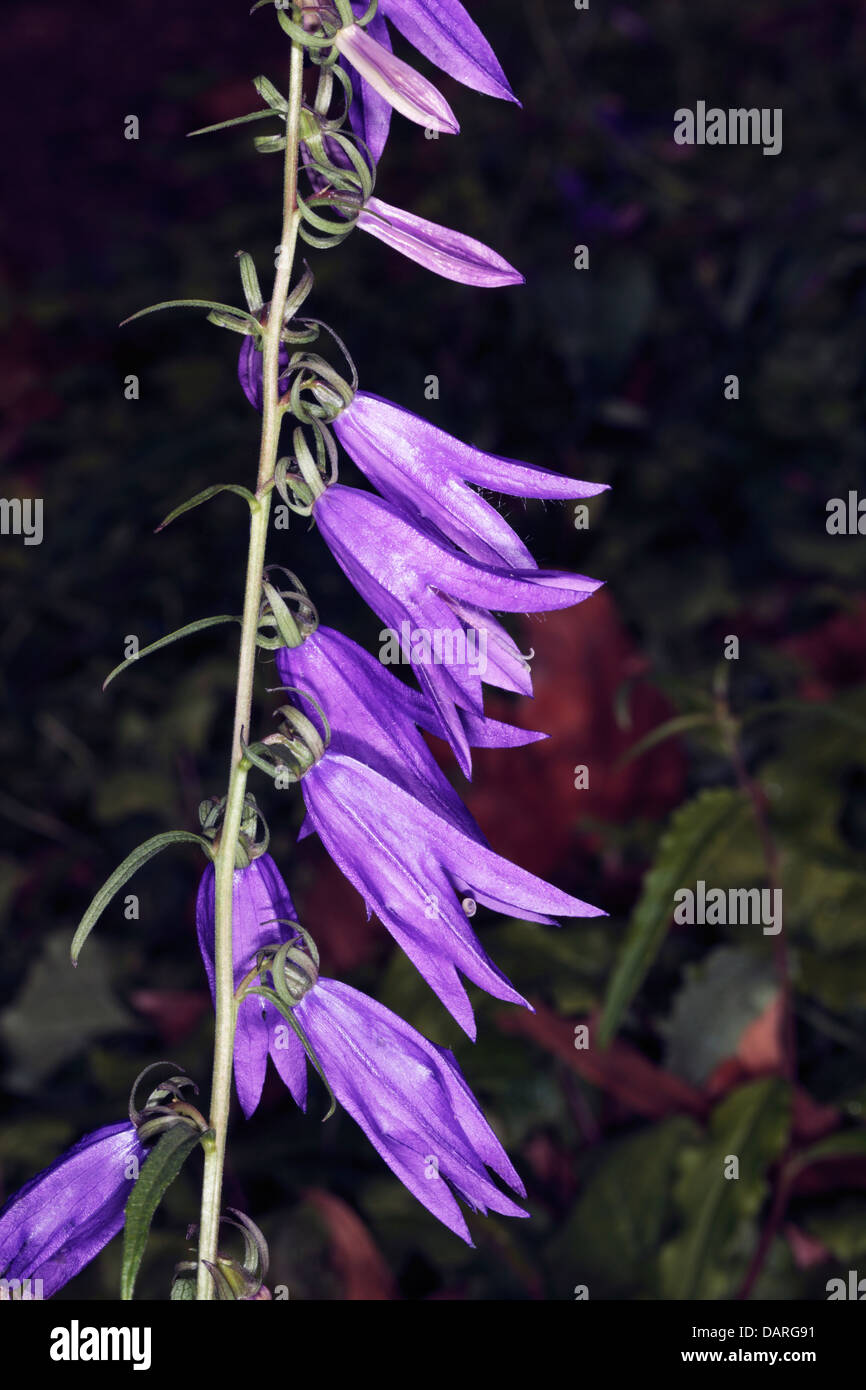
[380,0,518,104]
[358,197,523,287]
[336,23,459,134]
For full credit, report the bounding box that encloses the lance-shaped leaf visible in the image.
[599,788,753,1046]
[102,615,240,691]
[121,1121,210,1301]
[71,831,209,964]
[155,485,259,534]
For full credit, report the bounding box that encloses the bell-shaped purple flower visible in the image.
[333,391,607,566]
[287,978,528,1243]
[335,23,459,135]
[275,624,544,835]
[195,861,527,1243]
[312,484,602,772]
[0,1123,145,1299]
[195,854,303,1118]
[356,196,523,287]
[298,750,603,1036]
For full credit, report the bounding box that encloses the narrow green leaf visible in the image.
[121,1124,209,1301]
[788,1130,866,1177]
[156,485,258,533]
[744,698,866,737]
[598,788,752,1045]
[120,299,259,329]
[187,108,280,137]
[660,1079,791,1300]
[102,615,240,691]
[71,831,208,963]
[614,713,716,770]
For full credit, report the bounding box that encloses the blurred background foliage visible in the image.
[1,0,865,1299]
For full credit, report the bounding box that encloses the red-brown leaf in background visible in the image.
[304,1188,397,1301]
[434,594,686,877]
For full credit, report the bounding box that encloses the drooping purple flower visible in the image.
[0,1123,145,1299]
[342,0,517,161]
[356,196,522,286]
[275,624,545,835]
[335,23,459,135]
[332,391,607,565]
[195,853,301,1118]
[297,750,604,1035]
[288,978,527,1243]
[312,483,602,772]
[195,860,528,1242]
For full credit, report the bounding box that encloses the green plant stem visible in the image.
[196,37,305,1301]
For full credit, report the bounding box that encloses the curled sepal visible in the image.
[121,1118,212,1301]
[210,1209,271,1300]
[155,485,259,534]
[102,615,241,691]
[237,252,263,315]
[245,984,336,1120]
[198,793,270,868]
[71,832,211,964]
[255,571,320,647]
[257,926,320,1008]
[120,299,260,332]
[128,1062,208,1145]
[253,75,288,113]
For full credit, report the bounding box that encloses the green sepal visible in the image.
[237,252,263,315]
[121,1121,211,1301]
[102,615,241,691]
[187,108,280,138]
[71,831,210,964]
[261,580,303,649]
[246,984,336,1119]
[156,485,259,534]
[253,75,287,112]
[120,299,259,330]
[206,310,258,335]
[254,134,287,155]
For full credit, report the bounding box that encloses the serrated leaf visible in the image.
[665,947,778,1086]
[599,788,753,1044]
[660,1078,791,1299]
[121,1123,208,1301]
[71,831,208,963]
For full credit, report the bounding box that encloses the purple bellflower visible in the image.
[332,390,607,566]
[275,623,544,835]
[313,483,602,772]
[0,1123,145,1299]
[342,0,517,161]
[291,749,603,1035]
[195,859,527,1242]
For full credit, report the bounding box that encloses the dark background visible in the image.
[1,0,865,1299]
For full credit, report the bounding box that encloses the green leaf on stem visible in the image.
[71,831,209,964]
[119,299,259,329]
[102,615,240,691]
[599,787,753,1046]
[156,485,259,533]
[121,1122,210,1301]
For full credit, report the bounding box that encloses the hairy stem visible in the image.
[196,38,305,1300]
